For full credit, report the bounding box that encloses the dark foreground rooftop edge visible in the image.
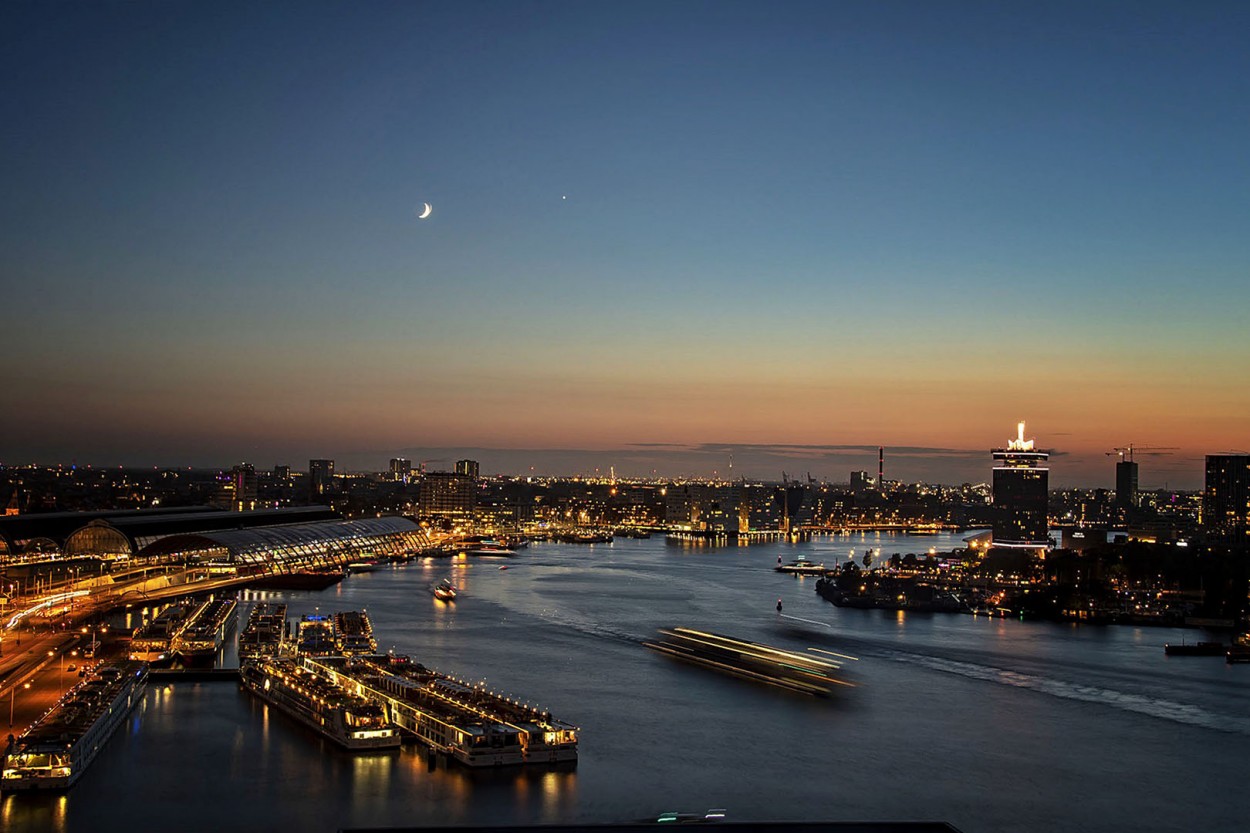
[340,823,963,833]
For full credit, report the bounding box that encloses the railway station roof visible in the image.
[0,506,219,554]
[137,516,426,566]
[0,506,339,558]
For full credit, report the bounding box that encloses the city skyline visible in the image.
[0,435,1217,491]
[3,2,1247,492]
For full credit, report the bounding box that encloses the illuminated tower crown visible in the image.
[991,421,1050,549]
[1006,421,1035,452]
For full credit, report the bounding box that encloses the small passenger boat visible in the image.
[775,554,827,575]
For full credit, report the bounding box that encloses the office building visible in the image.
[309,459,335,497]
[1115,460,1138,509]
[389,458,412,482]
[230,463,258,512]
[991,422,1050,549]
[1203,455,1250,544]
[210,473,235,511]
[419,471,476,518]
[455,459,480,479]
[664,483,743,533]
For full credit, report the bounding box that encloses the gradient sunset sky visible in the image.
[2,1,1247,487]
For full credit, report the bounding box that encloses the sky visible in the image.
[2,1,1247,488]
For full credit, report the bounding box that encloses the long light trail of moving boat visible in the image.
[648,628,857,695]
[777,613,833,629]
[808,647,860,662]
[645,642,834,696]
[668,628,845,672]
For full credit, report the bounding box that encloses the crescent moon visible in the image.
[418,202,432,220]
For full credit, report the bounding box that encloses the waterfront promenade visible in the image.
[0,566,257,737]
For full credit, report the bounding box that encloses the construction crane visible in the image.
[1106,445,1177,462]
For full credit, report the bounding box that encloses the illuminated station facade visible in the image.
[991,422,1050,550]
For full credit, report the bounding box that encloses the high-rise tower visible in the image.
[991,422,1050,549]
[1115,459,1138,509]
[1204,455,1250,544]
[309,459,335,498]
[390,458,412,483]
[230,463,258,511]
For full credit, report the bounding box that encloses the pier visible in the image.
[665,529,811,544]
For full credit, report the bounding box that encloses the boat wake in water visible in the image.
[885,650,1250,736]
[531,607,649,646]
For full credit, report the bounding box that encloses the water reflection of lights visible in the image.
[0,791,70,833]
[387,748,579,813]
[541,768,576,817]
[351,752,396,799]
[395,750,473,804]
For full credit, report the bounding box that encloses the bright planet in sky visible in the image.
[417,202,432,219]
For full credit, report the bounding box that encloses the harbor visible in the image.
[0,534,1246,833]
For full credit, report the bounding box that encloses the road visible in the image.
[0,629,90,742]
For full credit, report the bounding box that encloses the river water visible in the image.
[3,533,1247,833]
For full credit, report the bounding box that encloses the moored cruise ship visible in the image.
[240,658,400,751]
[295,613,337,655]
[2,662,149,791]
[238,602,287,659]
[333,610,377,655]
[174,597,238,666]
[303,654,578,767]
[130,602,196,664]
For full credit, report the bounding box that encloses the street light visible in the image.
[9,681,32,730]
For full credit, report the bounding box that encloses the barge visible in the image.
[1163,641,1227,657]
[240,657,401,751]
[2,662,149,791]
[248,569,345,591]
